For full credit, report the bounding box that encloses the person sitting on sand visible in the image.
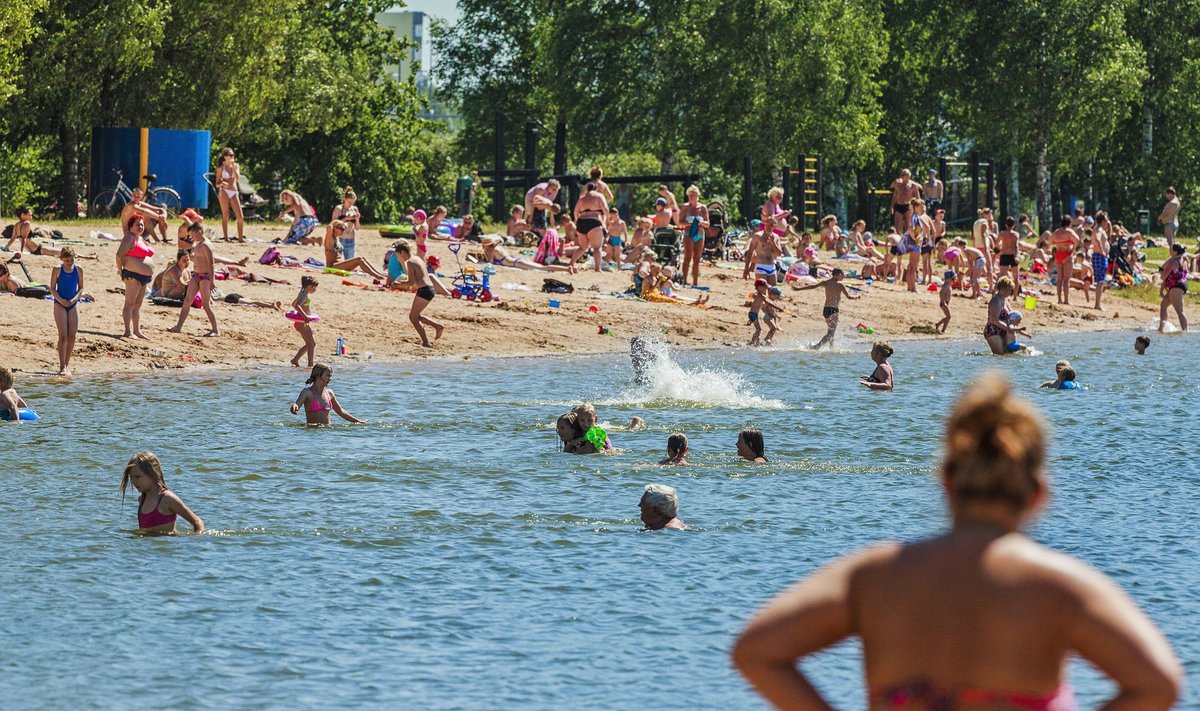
[119,187,169,243]
[481,235,574,273]
[860,341,894,391]
[222,265,290,285]
[324,221,389,280]
[732,373,1182,711]
[279,190,320,245]
[659,432,689,465]
[153,250,192,300]
[625,217,654,263]
[4,207,95,260]
[290,363,365,425]
[0,258,23,293]
[737,427,768,462]
[0,366,31,423]
[507,205,532,241]
[641,263,709,306]
[639,484,688,530]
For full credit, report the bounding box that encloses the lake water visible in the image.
[1,331,1197,709]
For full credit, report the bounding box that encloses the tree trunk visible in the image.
[60,123,79,219]
[1036,124,1050,231]
[1010,155,1021,220]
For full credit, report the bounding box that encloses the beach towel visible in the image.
[534,228,561,265]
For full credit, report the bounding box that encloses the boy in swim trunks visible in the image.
[168,222,219,337]
[606,207,626,270]
[795,268,859,350]
[746,278,780,346]
[741,223,783,286]
[390,239,445,348]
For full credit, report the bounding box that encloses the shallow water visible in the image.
[2,330,1197,709]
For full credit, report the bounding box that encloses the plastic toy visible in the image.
[446,242,493,302]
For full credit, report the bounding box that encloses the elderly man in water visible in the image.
[639,484,687,530]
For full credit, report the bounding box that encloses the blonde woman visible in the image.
[215,147,246,242]
[279,190,319,245]
[678,185,709,286]
[330,187,361,259]
[761,187,790,236]
[734,373,1181,711]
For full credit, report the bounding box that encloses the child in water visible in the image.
[290,275,320,367]
[659,432,689,465]
[51,246,84,376]
[291,363,365,425]
[0,366,32,422]
[763,286,784,344]
[1134,335,1150,355]
[935,270,954,333]
[120,451,204,534]
[1039,360,1079,389]
[795,268,859,350]
[860,341,894,391]
[747,279,781,346]
[736,427,768,462]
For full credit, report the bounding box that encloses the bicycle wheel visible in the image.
[92,190,124,218]
[148,188,182,217]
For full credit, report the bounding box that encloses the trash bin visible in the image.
[1137,208,1151,237]
[456,175,473,217]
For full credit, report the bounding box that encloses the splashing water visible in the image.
[599,336,786,410]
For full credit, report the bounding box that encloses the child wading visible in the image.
[795,268,860,350]
[120,451,204,534]
[390,239,445,348]
[747,278,781,346]
[935,270,954,333]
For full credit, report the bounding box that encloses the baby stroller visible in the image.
[652,227,681,266]
[703,201,730,263]
[203,172,270,221]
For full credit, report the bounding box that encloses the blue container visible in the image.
[90,127,213,210]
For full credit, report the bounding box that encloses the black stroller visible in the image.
[703,200,730,263]
[652,227,681,266]
[203,172,270,221]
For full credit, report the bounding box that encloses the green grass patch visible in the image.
[1108,280,1200,307]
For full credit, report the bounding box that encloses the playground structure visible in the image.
[477,113,699,224]
[862,151,994,232]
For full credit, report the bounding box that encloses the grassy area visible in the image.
[1107,280,1200,306]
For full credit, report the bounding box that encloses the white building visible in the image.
[376,9,431,97]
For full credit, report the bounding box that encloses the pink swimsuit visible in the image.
[138,490,176,529]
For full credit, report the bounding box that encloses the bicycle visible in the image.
[92,169,183,218]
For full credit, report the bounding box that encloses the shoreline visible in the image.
[1,224,1170,378]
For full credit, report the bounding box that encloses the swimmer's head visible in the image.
[943,373,1046,512]
[737,427,767,462]
[1054,359,1071,374]
[628,416,646,430]
[120,451,166,501]
[306,363,332,385]
[556,412,582,443]
[572,403,597,430]
[0,366,12,391]
[1059,366,1076,383]
[640,484,679,528]
[872,341,894,361]
[666,432,688,459]
[1134,335,1150,354]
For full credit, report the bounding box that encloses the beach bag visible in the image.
[534,228,561,265]
[541,278,574,294]
[16,285,50,299]
[259,245,281,265]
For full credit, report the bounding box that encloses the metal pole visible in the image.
[493,112,506,223]
[781,165,790,220]
[524,121,538,195]
[553,121,567,177]
[798,154,807,230]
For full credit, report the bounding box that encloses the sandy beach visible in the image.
[0,224,1164,375]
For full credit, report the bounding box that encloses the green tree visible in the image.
[0,0,45,105]
[944,0,1146,227]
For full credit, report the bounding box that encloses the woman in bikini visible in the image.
[480,236,574,273]
[1049,215,1081,305]
[290,363,364,425]
[734,373,1182,711]
[153,249,192,301]
[677,185,709,287]
[983,276,1026,355]
[1158,244,1189,332]
[573,182,609,272]
[115,214,155,338]
[215,147,246,242]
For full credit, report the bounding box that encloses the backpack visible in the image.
[16,285,50,299]
[534,228,561,265]
[259,245,281,265]
[542,278,574,294]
